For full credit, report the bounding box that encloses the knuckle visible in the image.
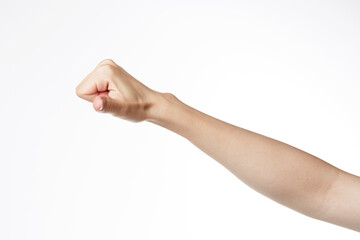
[75,85,82,97]
[98,59,116,66]
[97,63,116,76]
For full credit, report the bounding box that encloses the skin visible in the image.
[76,59,360,232]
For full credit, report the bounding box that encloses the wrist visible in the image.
[145,91,179,124]
[145,90,200,141]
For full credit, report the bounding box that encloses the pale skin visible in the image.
[76,59,360,232]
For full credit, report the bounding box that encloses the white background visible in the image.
[0,0,359,239]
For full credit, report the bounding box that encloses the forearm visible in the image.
[147,92,341,219]
[77,59,359,231]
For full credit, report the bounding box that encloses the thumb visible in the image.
[93,94,123,115]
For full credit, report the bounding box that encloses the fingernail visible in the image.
[99,105,104,112]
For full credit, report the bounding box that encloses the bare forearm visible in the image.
[77,60,360,231]
[147,92,346,221]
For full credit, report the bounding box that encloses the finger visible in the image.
[77,62,115,102]
[76,78,103,102]
[93,94,124,115]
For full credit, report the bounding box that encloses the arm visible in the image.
[148,92,360,232]
[76,59,360,232]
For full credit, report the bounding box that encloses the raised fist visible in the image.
[76,59,159,122]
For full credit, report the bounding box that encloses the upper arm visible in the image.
[319,170,360,232]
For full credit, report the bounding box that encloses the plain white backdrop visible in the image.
[0,0,359,239]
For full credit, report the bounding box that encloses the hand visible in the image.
[76,59,159,122]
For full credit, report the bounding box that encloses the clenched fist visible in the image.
[76,59,168,122]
